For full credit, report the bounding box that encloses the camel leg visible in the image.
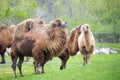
[35,63,41,74]
[83,56,86,65]
[59,55,69,70]
[17,56,24,77]
[0,53,5,64]
[85,51,88,64]
[33,51,45,74]
[41,60,48,73]
[11,56,18,78]
[82,52,88,66]
[82,54,85,66]
[41,65,45,73]
[0,47,6,64]
[86,53,92,64]
[80,46,87,66]
[34,59,40,74]
[86,46,94,64]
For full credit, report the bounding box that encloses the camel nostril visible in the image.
[64,22,67,27]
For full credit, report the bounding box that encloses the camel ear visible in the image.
[50,18,62,28]
[79,24,82,29]
[77,25,81,34]
[26,20,33,31]
[39,20,45,24]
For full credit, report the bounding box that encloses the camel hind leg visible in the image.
[0,53,5,64]
[0,47,6,64]
[11,56,18,78]
[41,60,48,73]
[17,55,24,77]
[59,55,69,70]
[59,48,69,70]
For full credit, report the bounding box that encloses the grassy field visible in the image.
[0,53,120,80]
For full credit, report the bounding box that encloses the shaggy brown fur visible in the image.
[78,24,95,65]
[58,26,81,70]
[11,18,68,77]
[10,19,44,62]
[14,19,45,41]
[0,25,16,64]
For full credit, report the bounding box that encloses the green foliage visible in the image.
[0,0,119,32]
[0,54,120,80]
[44,0,120,33]
[0,0,38,25]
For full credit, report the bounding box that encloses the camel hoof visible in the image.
[20,74,24,77]
[60,66,66,70]
[83,63,86,66]
[41,71,44,74]
[60,66,63,70]
[35,71,40,74]
[14,75,17,78]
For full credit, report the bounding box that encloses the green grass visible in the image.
[0,54,120,80]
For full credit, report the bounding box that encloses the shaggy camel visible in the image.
[59,26,81,69]
[11,18,68,77]
[0,25,16,64]
[78,24,95,65]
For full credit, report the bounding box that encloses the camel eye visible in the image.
[51,23,56,27]
[39,21,43,24]
[58,23,61,26]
